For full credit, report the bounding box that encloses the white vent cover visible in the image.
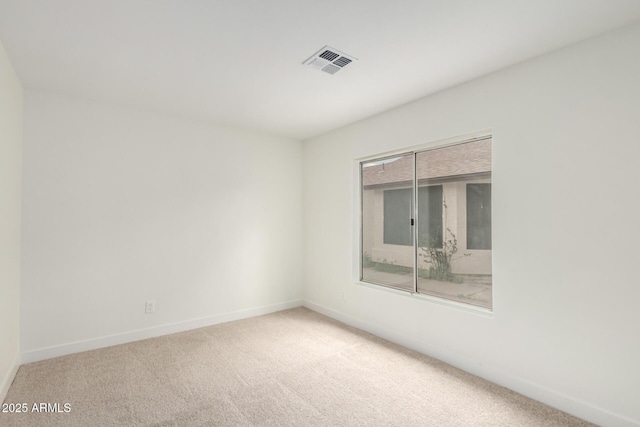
[303,46,357,75]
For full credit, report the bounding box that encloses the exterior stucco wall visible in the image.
[362,177,491,275]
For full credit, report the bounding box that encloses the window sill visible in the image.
[355,280,494,318]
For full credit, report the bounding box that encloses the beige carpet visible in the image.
[1,307,593,426]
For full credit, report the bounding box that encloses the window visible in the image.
[383,188,412,246]
[418,185,443,249]
[467,184,491,250]
[361,153,415,291]
[382,186,443,247]
[360,137,493,309]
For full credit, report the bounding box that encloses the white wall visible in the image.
[0,41,23,401]
[21,91,303,360]
[303,22,640,427]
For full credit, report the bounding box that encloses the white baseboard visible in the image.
[303,300,639,427]
[0,353,20,404]
[21,300,303,364]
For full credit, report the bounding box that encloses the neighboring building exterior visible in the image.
[362,138,492,276]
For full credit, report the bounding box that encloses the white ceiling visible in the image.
[1,1,640,140]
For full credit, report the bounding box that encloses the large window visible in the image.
[360,137,493,309]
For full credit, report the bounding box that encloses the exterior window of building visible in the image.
[383,186,443,247]
[383,188,412,246]
[467,184,492,250]
[361,137,492,309]
[418,185,443,249]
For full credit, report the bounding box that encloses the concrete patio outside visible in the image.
[362,268,492,309]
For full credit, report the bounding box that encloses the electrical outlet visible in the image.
[145,300,155,314]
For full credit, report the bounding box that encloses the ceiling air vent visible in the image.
[303,46,357,75]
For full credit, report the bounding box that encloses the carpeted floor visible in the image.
[1,307,593,426]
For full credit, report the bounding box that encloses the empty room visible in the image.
[1,1,639,426]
